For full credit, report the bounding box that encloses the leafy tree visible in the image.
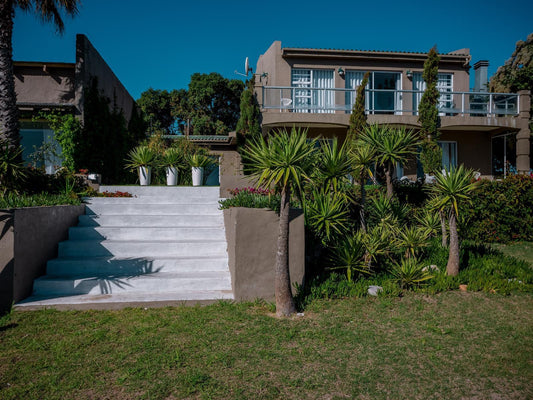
[490,33,533,130]
[347,72,370,140]
[0,0,79,150]
[430,165,479,276]
[360,125,420,199]
[137,88,175,134]
[244,128,316,316]
[236,76,262,147]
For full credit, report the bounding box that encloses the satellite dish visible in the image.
[235,57,253,77]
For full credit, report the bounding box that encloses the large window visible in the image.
[413,73,453,115]
[438,141,457,170]
[492,133,516,177]
[291,69,334,113]
[20,129,62,174]
[345,71,402,114]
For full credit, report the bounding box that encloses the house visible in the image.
[14,34,136,173]
[253,41,531,178]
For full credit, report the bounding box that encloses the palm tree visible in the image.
[244,127,316,316]
[359,125,420,199]
[430,165,479,276]
[0,0,79,148]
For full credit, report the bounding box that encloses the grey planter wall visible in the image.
[224,207,305,301]
[0,205,85,314]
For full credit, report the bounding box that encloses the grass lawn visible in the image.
[1,292,532,400]
[490,241,533,267]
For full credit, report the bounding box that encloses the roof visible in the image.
[14,61,75,69]
[281,46,471,65]
[162,135,235,145]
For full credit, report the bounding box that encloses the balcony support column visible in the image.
[516,90,531,174]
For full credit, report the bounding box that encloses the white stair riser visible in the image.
[84,197,220,205]
[85,203,220,216]
[58,241,228,258]
[78,215,223,227]
[47,258,229,276]
[33,275,232,296]
[99,186,220,198]
[69,227,225,241]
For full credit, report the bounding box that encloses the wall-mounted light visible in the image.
[406,70,413,79]
[338,67,345,78]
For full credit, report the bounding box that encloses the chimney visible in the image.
[473,60,489,92]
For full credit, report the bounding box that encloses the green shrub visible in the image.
[0,192,81,208]
[218,187,281,212]
[462,175,533,243]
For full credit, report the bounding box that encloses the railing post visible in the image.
[461,93,465,115]
[489,94,493,116]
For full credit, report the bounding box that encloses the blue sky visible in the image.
[13,0,532,100]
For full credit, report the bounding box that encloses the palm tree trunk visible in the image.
[275,185,296,317]
[385,163,393,199]
[446,211,460,276]
[359,175,366,233]
[0,0,20,149]
[440,210,447,248]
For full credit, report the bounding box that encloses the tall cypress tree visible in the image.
[418,47,442,174]
[236,76,262,148]
[347,72,370,141]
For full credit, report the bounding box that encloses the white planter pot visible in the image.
[138,166,151,186]
[191,167,204,186]
[166,166,178,186]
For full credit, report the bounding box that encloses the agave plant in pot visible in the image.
[160,147,184,186]
[125,146,156,185]
[188,152,214,186]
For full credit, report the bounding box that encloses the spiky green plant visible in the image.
[429,165,479,276]
[125,146,156,169]
[390,258,434,290]
[313,139,352,192]
[160,147,185,168]
[399,225,430,259]
[243,127,317,316]
[359,125,421,198]
[306,188,350,246]
[416,208,441,238]
[349,141,376,231]
[329,233,371,282]
[0,140,26,194]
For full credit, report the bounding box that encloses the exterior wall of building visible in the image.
[75,34,135,122]
[14,63,76,109]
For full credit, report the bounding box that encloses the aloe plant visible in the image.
[160,147,184,168]
[187,153,215,168]
[125,146,156,169]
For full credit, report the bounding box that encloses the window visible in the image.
[413,73,453,115]
[291,69,334,113]
[20,129,62,174]
[438,141,457,170]
[345,71,402,115]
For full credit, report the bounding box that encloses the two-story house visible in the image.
[254,41,531,178]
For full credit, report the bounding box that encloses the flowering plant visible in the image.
[229,187,271,197]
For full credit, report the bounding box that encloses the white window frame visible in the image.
[291,68,335,114]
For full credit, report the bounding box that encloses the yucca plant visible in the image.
[313,139,352,192]
[329,233,371,282]
[160,147,185,168]
[243,127,316,316]
[306,188,350,246]
[398,225,430,259]
[361,224,396,269]
[359,125,421,198]
[416,206,442,239]
[429,165,479,276]
[187,153,215,168]
[349,141,376,232]
[390,258,434,290]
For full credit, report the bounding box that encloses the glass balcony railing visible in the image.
[261,86,520,116]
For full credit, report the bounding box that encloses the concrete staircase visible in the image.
[16,186,233,309]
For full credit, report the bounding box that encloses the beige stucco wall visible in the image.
[224,207,305,302]
[14,63,76,108]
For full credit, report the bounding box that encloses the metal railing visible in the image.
[261,86,520,116]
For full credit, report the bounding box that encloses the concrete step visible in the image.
[32,271,232,297]
[58,240,228,258]
[84,203,220,216]
[84,197,221,205]
[47,256,229,276]
[15,290,234,310]
[99,186,221,198]
[78,214,224,227]
[68,226,225,241]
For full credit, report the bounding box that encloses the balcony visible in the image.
[261,86,520,117]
